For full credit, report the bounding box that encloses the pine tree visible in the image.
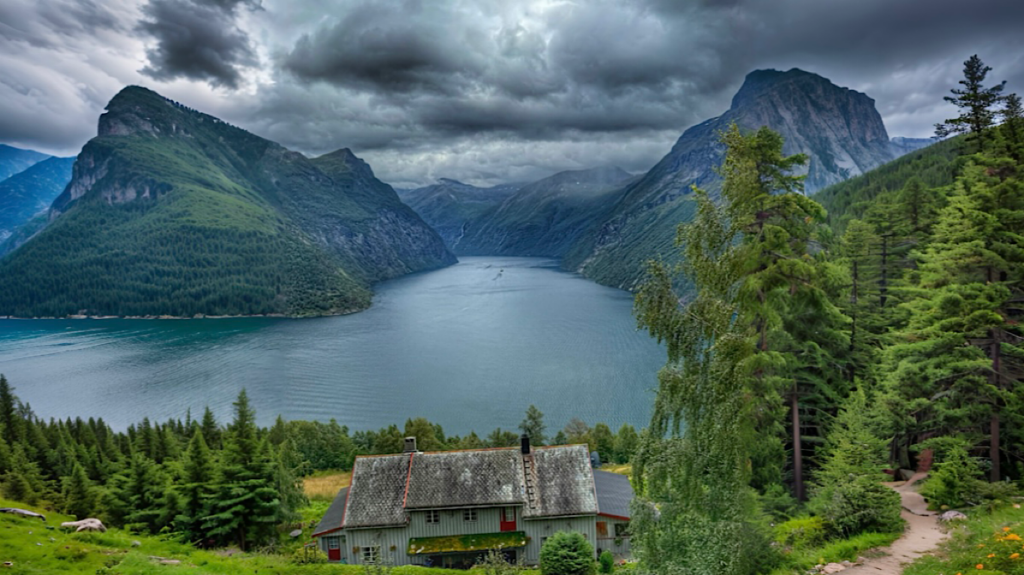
[203,390,279,550]
[62,462,97,519]
[518,405,547,446]
[1002,93,1023,161]
[0,375,23,445]
[175,429,217,543]
[200,407,221,450]
[935,54,1006,152]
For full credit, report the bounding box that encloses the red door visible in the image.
[326,537,341,561]
[500,507,517,532]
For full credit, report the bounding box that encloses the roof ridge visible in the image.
[402,452,414,509]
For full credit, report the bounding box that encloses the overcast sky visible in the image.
[1,0,1022,187]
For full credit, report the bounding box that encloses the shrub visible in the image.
[774,516,827,550]
[598,550,614,573]
[476,549,524,575]
[540,531,595,575]
[919,445,983,508]
[812,475,903,537]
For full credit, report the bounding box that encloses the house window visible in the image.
[614,522,629,537]
[426,510,441,524]
[327,538,340,550]
[361,546,380,564]
[463,509,478,522]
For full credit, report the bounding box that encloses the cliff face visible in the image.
[566,68,900,289]
[0,86,454,318]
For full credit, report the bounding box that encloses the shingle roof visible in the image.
[312,487,348,536]
[342,454,412,529]
[404,449,525,509]
[525,445,598,518]
[328,445,598,532]
[593,470,632,519]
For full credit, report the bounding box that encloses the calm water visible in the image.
[0,257,664,434]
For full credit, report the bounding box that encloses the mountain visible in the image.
[890,136,935,156]
[0,156,75,243]
[455,166,635,256]
[0,86,454,318]
[564,68,901,289]
[816,135,961,232]
[0,144,50,181]
[397,178,523,249]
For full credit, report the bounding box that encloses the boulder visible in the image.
[60,518,106,532]
[821,563,846,574]
[0,508,45,521]
[938,510,968,522]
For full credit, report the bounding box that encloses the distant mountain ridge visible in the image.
[397,178,525,249]
[0,156,75,244]
[0,144,50,182]
[0,86,454,318]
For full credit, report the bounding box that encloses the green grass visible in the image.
[904,504,1024,575]
[0,498,540,575]
[765,531,903,575]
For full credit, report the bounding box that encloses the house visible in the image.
[312,435,633,567]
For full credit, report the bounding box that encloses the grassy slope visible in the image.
[0,498,539,575]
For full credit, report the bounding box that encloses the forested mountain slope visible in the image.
[0,86,454,318]
[0,155,74,243]
[397,179,523,250]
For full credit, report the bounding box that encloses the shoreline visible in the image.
[0,307,367,321]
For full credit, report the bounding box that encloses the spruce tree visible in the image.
[1002,93,1023,160]
[203,390,279,550]
[175,429,217,543]
[518,405,547,446]
[62,462,97,519]
[0,375,22,445]
[935,54,1006,152]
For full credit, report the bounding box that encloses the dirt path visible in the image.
[839,473,947,575]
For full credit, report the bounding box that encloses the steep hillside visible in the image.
[816,135,962,232]
[0,155,75,243]
[0,144,49,181]
[397,178,523,249]
[456,166,635,257]
[566,68,900,289]
[0,86,454,318]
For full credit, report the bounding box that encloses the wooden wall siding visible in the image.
[521,516,598,564]
[406,507,508,538]
[595,518,630,559]
[319,534,349,563]
[346,527,412,565]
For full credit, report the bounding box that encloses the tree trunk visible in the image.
[791,388,804,501]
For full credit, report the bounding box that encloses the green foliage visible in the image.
[774,516,827,550]
[598,550,614,574]
[919,444,984,508]
[935,54,1007,151]
[519,405,547,446]
[811,476,903,538]
[539,531,595,575]
[475,549,526,575]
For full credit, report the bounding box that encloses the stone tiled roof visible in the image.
[404,449,525,509]
[312,487,348,536]
[331,445,598,531]
[342,454,412,529]
[524,445,598,518]
[593,470,632,519]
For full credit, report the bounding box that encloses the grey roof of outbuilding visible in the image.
[342,454,412,529]
[593,470,632,519]
[312,487,348,536]
[404,449,525,509]
[329,445,598,531]
[524,445,598,518]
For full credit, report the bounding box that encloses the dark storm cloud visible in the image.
[137,0,260,88]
